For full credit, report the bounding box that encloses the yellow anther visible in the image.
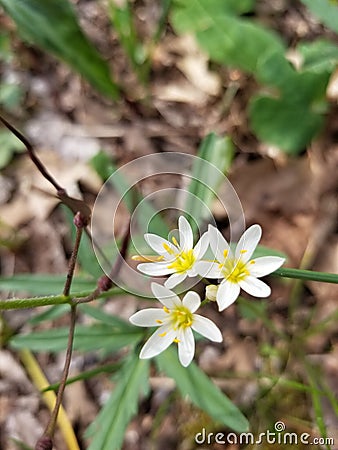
[174,338,181,343]
[172,236,179,247]
[240,249,247,254]
[132,255,164,262]
[163,243,175,255]
[159,331,167,337]
[156,319,163,324]
[223,249,228,258]
[163,306,170,314]
[250,260,255,264]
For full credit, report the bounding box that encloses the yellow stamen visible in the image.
[221,258,250,283]
[156,320,163,324]
[174,338,181,343]
[163,306,170,314]
[167,249,195,273]
[159,331,167,337]
[172,236,179,247]
[223,249,228,258]
[131,255,164,262]
[163,243,175,255]
[170,305,193,330]
[240,249,247,254]
[250,260,255,264]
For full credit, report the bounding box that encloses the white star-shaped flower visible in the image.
[197,224,285,311]
[129,283,223,367]
[135,216,209,289]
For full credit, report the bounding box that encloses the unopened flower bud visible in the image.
[205,284,218,302]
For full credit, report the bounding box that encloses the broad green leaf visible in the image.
[249,93,326,154]
[297,39,338,73]
[300,0,338,34]
[171,0,284,73]
[10,324,143,352]
[86,355,149,450]
[156,347,249,433]
[0,0,119,99]
[185,133,234,231]
[0,274,96,295]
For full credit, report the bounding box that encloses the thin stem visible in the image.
[63,225,83,296]
[44,305,77,439]
[274,267,338,284]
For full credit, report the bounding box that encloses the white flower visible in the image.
[135,216,209,289]
[197,224,285,311]
[129,283,223,367]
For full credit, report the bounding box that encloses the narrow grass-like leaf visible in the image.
[80,304,137,329]
[156,347,249,433]
[0,0,119,98]
[29,304,70,325]
[10,324,143,353]
[185,133,234,231]
[86,355,149,450]
[0,274,96,296]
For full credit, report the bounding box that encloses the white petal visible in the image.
[208,225,232,262]
[192,315,223,342]
[193,231,209,259]
[239,276,271,297]
[216,280,240,311]
[235,224,262,263]
[182,291,201,313]
[178,216,194,250]
[248,256,285,278]
[195,261,222,279]
[177,327,195,367]
[164,272,187,289]
[151,282,181,309]
[129,308,167,327]
[144,233,176,256]
[137,262,175,276]
[140,326,176,359]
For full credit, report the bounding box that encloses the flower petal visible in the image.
[139,326,176,359]
[151,282,181,308]
[129,308,168,327]
[239,276,271,297]
[182,291,201,313]
[235,224,262,263]
[144,233,176,256]
[248,256,285,278]
[177,327,195,367]
[208,225,232,262]
[195,261,222,279]
[193,231,209,259]
[137,262,175,276]
[216,280,240,311]
[192,315,222,342]
[164,272,187,289]
[178,216,194,250]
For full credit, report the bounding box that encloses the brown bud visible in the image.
[98,275,113,292]
[35,436,53,450]
[73,211,89,228]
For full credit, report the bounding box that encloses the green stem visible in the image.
[274,267,338,284]
[0,288,127,310]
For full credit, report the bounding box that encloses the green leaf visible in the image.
[0,129,25,169]
[0,83,24,110]
[300,0,338,34]
[28,304,70,325]
[171,0,284,73]
[297,39,338,73]
[0,274,96,295]
[156,347,249,433]
[0,0,119,99]
[185,133,234,231]
[253,245,287,259]
[80,304,135,330]
[10,324,143,352]
[86,354,149,450]
[249,93,326,154]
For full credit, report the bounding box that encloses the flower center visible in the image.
[167,249,196,273]
[170,305,193,329]
[219,258,249,283]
